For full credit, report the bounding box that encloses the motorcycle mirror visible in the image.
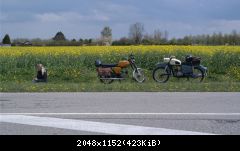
[129,52,134,58]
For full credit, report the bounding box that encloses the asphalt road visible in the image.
[1,92,240,135]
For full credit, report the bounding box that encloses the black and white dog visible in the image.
[33,64,47,82]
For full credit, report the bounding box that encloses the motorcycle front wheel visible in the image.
[153,67,170,83]
[132,68,145,83]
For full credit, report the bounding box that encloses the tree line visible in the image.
[1,22,240,46]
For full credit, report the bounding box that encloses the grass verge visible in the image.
[1,80,239,92]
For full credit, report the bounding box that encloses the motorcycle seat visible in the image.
[101,63,118,68]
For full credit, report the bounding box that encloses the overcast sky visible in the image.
[1,0,240,40]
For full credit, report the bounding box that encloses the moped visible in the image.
[95,54,145,84]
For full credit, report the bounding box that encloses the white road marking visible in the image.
[1,113,240,116]
[0,115,213,135]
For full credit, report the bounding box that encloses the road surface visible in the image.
[1,92,240,135]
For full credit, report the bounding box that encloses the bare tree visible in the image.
[154,29,162,43]
[101,26,112,45]
[129,22,144,44]
[163,30,169,40]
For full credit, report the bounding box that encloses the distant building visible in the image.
[15,41,32,46]
[23,41,32,46]
[0,42,11,47]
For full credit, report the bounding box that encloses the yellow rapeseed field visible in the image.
[1,45,240,57]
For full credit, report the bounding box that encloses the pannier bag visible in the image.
[185,55,201,66]
[97,67,112,76]
[192,57,201,66]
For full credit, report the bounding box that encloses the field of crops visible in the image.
[0,46,240,85]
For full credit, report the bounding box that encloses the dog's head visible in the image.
[36,64,46,75]
[36,64,43,71]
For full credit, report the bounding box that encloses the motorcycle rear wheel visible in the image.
[187,67,204,82]
[99,76,114,84]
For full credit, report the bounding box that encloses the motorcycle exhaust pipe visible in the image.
[99,78,125,80]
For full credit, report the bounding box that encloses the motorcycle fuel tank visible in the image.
[164,58,181,65]
[118,60,130,68]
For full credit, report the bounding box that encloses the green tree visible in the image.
[2,34,11,44]
[52,31,66,41]
[71,39,76,42]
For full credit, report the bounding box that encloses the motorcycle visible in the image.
[152,55,207,83]
[95,54,145,84]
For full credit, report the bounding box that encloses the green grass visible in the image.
[1,79,240,92]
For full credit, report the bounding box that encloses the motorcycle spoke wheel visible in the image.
[133,68,145,83]
[188,68,204,83]
[153,67,170,83]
